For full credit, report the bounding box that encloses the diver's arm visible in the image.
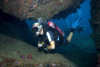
[67,17,81,43]
[47,41,55,49]
[67,32,73,43]
[46,31,55,50]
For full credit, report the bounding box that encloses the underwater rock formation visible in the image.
[0,0,84,20]
[90,0,100,51]
[0,34,77,67]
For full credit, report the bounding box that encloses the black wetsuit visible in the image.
[37,25,69,53]
[38,26,68,48]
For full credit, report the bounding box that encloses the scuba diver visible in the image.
[75,25,87,33]
[64,25,87,36]
[32,17,81,53]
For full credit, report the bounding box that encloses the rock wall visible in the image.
[0,0,84,21]
[90,0,100,50]
[0,33,78,67]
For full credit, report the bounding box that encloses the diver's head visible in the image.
[32,23,43,36]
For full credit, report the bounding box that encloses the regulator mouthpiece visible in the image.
[37,17,43,23]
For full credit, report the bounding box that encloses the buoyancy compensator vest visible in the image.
[39,21,65,47]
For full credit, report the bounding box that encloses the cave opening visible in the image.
[25,0,97,67]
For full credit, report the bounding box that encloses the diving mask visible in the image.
[32,27,38,32]
[32,27,42,36]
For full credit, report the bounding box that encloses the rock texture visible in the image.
[0,0,84,20]
[90,0,100,51]
[0,33,77,67]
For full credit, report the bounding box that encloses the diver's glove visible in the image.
[42,44,48,51]
[71,17,81,32]
[38,44,43,48]
[44,48,48,51]
[42,44,48,48]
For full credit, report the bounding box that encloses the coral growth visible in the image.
[0,0,84,20]
[20,55,25,59]
[0,34,77,67]
[27,54,32,60]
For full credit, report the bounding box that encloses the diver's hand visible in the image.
[38,44,43,48]
[71,17,81,29]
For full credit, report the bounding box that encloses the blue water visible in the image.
[50,0,92,38]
